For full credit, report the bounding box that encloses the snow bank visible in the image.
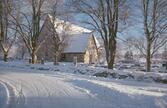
[0,61,167,84]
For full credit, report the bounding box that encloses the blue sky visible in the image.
[68,0,145,41]
[71,13,144,42]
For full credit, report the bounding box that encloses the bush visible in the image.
[93,71,109,77]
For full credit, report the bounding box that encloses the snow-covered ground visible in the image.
[0,83,8,108]
[1,61,166,83]
[0,61,167,108]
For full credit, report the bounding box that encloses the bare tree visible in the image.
[70,0,128,69]
[40,15,69,65]
[51,3,70,65]
[29,0,45,64]
[37,0,70,65]
[0,0,17,62]
[141,0,167,71]
[13,0,56,64]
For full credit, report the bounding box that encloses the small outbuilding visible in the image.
[61,33,98,64]
[38,14,100,64]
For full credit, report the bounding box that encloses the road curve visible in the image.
[0,68,167,108]
[0,81,17,108]
[0,72,103,108]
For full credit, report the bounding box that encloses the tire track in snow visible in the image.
[34,77,52,107]
[45,76,99,108]
[37,76,73,107]
[15,77,45,108]
[4,76,38,108]
[15,76,46,108]
[0,80,17,108]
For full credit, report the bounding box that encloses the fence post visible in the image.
[73,56,77,66]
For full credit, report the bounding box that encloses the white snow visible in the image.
[0,83,8,108]
[47,14,92,34]
[41,14,101,54]
[0,61,167,108]
[63,33,90,53]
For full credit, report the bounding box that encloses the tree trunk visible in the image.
[146,41,151,72]
[31,51,37,64]
[108,49,116,69]
[108,60,114,69]
[54,53,59,65]
[107,36,117,69]
[3,53,8,62]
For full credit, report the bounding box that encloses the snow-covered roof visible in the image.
[63,33,91,53]
[43,14,100,53]
[47,14,92,34]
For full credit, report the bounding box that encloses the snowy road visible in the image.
[0,64,167,108]
[0,82,7,108]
